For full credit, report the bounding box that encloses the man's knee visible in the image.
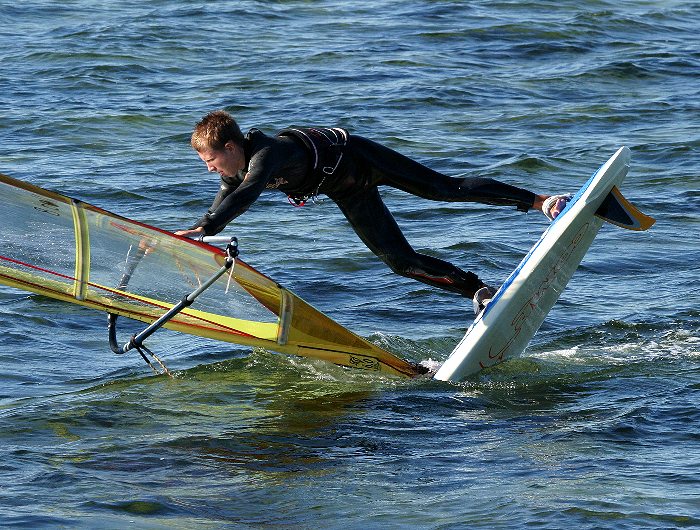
[380,253,414,277]
[382,253,453,285]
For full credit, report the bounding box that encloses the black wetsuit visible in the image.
[193,127,537,298]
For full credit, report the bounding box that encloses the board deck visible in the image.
[434,147,652,382]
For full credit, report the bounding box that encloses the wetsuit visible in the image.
[192,127,537,298]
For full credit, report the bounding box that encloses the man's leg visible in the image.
[348,136,538,210]
[333,187,485,298]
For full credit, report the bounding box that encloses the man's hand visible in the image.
[174,227,205,238]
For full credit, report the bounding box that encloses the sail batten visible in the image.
[70,199,91,301]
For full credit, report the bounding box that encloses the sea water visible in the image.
[1,1,699,528]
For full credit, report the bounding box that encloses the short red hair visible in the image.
[191,110,244,152]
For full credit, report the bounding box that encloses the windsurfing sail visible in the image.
[0,173,421,378]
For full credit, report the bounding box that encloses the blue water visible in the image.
[1,1,699,528]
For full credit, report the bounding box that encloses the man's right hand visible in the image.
[174,227,205,238]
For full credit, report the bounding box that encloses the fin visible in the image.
[595,186,655,231]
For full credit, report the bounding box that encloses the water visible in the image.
[1,0,699,527]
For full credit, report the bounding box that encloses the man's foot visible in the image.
[473,285,496,316]
[541,194,572,221]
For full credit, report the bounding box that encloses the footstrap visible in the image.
[542,194,572,221]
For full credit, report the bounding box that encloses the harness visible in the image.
[278,126,349,205]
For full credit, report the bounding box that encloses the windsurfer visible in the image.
[175,110,568,300]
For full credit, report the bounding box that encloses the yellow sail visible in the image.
[0,173,421,378]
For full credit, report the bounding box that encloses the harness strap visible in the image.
[278,127,349,206]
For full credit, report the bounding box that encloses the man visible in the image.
[175,110,568,312]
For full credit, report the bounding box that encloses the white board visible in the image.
[433,147,632,382]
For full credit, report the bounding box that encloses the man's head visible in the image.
[191,111,246,178]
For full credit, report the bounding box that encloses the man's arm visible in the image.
[175,176,238,237]
[198,174,267,235]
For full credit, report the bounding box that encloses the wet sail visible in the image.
[0,173,420,378]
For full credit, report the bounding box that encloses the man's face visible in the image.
[198,141,245,178]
